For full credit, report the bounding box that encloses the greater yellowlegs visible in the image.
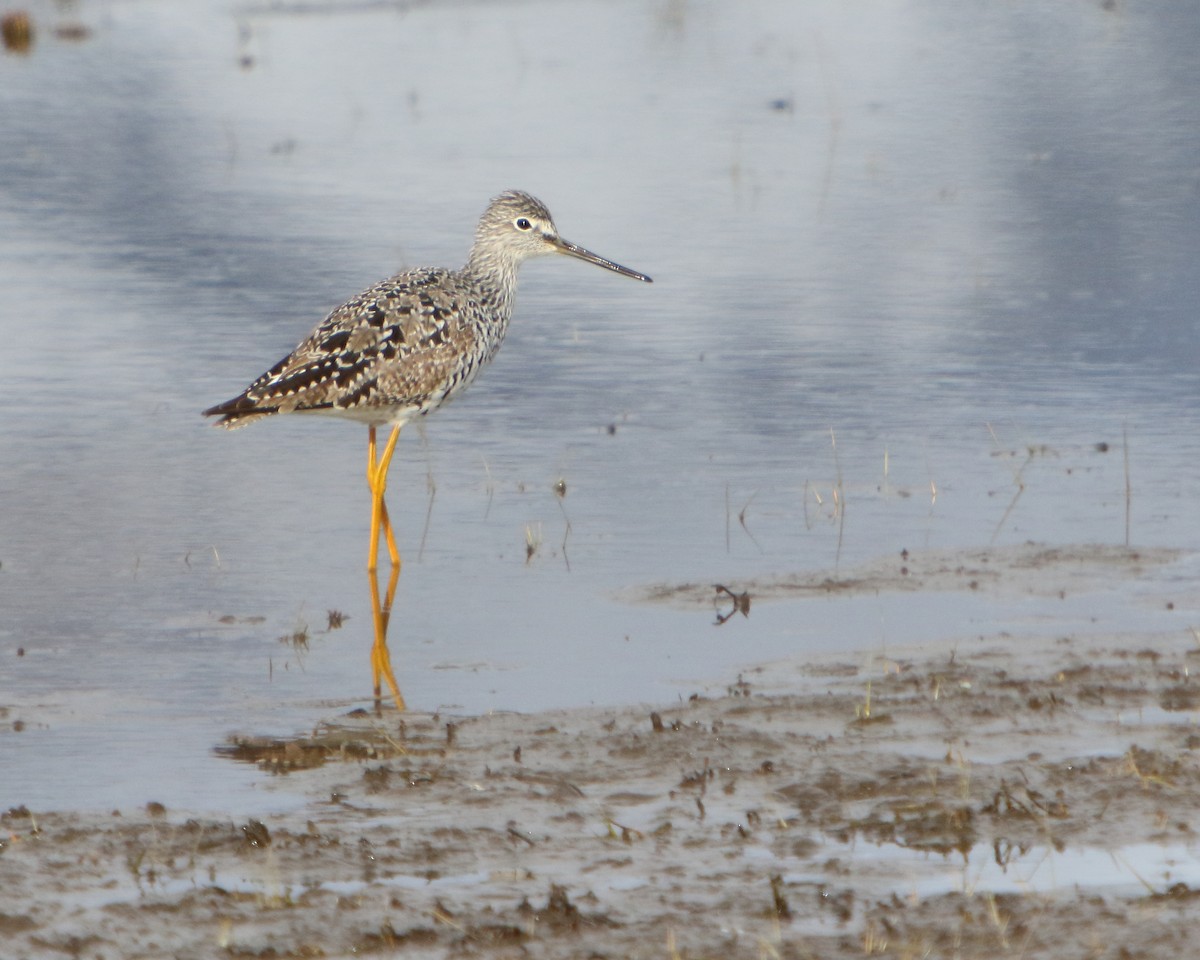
[204,190,652,571]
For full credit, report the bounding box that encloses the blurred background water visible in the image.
[1,0,1198,812]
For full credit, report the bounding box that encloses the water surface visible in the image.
[1,0,1198,812]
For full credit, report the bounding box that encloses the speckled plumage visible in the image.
[204,190,652,572]
[203,266,510,428]
[204,191,649,429]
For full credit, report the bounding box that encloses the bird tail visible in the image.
[202,396,277,429]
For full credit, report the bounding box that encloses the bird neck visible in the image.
[462,249,521,311]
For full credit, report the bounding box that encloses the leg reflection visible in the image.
[368,563,406,712]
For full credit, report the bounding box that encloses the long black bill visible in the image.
[553,236,653,283]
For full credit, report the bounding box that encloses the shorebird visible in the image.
[204,190,652,571]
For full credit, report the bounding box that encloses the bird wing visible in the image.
[205,268,487,425]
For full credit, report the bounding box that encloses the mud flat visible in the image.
[3,544,1199,959]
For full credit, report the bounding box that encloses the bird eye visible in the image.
[515,218,532,231]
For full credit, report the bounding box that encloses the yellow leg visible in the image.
[368,562,405,711]
[367,426,381,570]
[379,500,400,570]
[366,425,403,571]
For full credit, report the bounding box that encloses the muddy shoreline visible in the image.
[4,545,1200,958]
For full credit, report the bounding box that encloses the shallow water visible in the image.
[1,0,1199,813]
[784,839,1200,903]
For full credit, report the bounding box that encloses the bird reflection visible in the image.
[368,563,406,712]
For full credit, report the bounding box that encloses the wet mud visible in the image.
[629,542,1183,608]
[3,545,1199,959]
